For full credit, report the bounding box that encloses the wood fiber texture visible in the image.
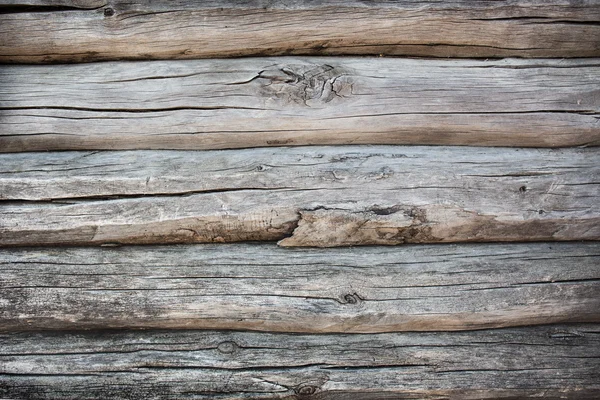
[0,146,598,247]
[1,58,598,151]
[2,1,600,399]
[1,0,600,63]
[0,324,599,399]
[1,243,599,332]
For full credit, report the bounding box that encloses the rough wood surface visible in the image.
[0,324,599,399]
[1,243,599,332]
[0,146,598,247]
[0,0,104,8]
[1,0,600,63]
[1,58,598,152]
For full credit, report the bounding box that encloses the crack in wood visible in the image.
[1,324,599,398]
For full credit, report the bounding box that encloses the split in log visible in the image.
[0,243,599,332]
[0,146,598,247]
[1,1,600,63]
[0,58,599,151]
[1,324,599,399]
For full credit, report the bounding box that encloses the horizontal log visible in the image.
[0,146,598,247]
[1,1,600,63]
[0,58,598,151]
[1,243,599,332]
[1,324,599,399]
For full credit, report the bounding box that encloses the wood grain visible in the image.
[1,0,599,63]
[1,58,598,151]
[0,0,104,9]
[1,324,599,399]
[1,243,599,332]
[0,146,598,247]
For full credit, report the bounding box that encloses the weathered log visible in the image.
[0,58,598,152]
[0,324,599,399]
[0,0,104,8]
[1,243,598,332]
[0,146,598,247]
[1,1,600,63]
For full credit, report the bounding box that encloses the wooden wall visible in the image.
[0,1,599,399]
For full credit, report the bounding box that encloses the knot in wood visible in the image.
[259,64,353,107]
[217,341,238,354]
[295,384,319,396]
[103,7,115,17]
[343,293,361,305]
[255,164,271,172]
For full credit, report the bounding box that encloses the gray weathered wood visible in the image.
[0,0,104,8]
[1,1,600,63]
[0,58,598,152]
[0,146,598,247]
[0,324,599,399]
[1,243,598,332]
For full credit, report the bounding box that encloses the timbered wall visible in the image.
[0,1,599,398]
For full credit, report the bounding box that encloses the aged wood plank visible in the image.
[0,243,598,332]
[0,325,599,399]
[0,58,598,151]
[1,0,600,63]
[0,0,105,9]
[0,146,598,247]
